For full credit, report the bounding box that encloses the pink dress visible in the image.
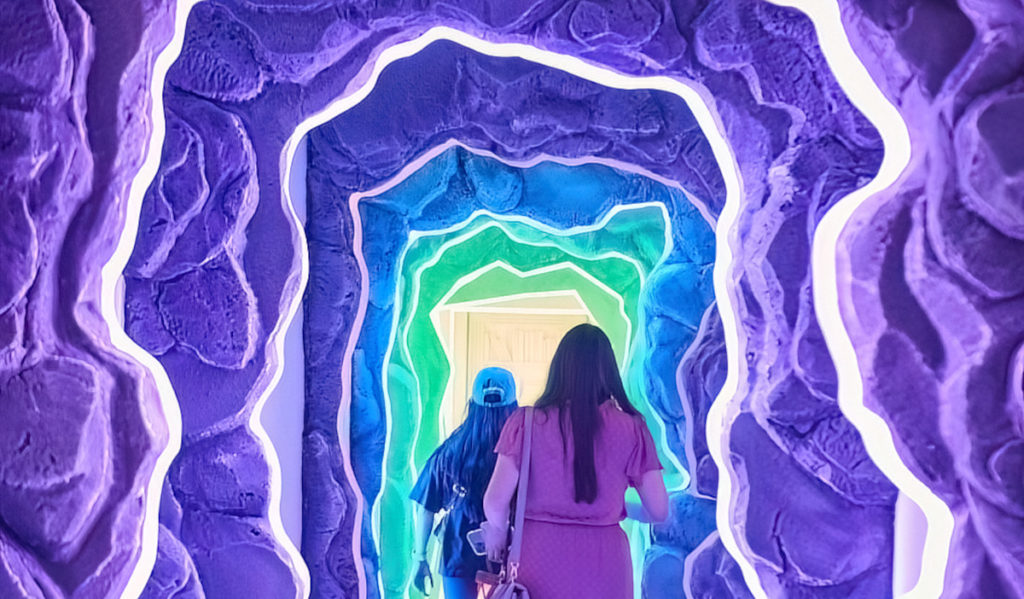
[494,401,662,599]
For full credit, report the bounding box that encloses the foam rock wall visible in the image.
[836,1,1024,596]
[0,1,176,596]
[301,40,724,599]
[0,2,1021,599]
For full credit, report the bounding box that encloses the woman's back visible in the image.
[482,324,667,598]
[495,401,661,526]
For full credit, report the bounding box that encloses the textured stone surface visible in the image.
[837,0,1024,596]
[0,0,177,595]
[7,0,1021,597]
[290,12,889,597]
[310,142,714,596]
[687,534,756,599]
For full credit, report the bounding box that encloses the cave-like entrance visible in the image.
[300,40,725,598]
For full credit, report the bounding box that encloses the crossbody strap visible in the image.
[506,407,534,581]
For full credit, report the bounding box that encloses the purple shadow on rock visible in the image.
[0,0,178,596]
[837,0,1024,596]
[122,0,895,597]
[302,42,724,598]
[0,0,960,596]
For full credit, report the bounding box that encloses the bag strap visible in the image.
[506,407,534,581]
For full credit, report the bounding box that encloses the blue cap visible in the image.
[470,367,517,407]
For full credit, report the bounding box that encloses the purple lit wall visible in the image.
[0,1,1021,599]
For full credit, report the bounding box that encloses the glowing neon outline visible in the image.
[389,202,680,487]
[397,220,643,368]
[352,150,705,597]
[333,141,694,598]
[110,5,314,596]
[438,289,591,313]
[372,167,714,596]
[423,263,689,597]
[115,8,945,598]
[429,264,695,493]
[768,1,954,596]
[281,27,748,599]
[103,1,196,596]
[413,241,685,474]
[105,8,737,597]
[392,257,636,597]
[359,175,674,545]
[388,197,676,428]
[111,11,742,599]
[114,0,313,596]
[392,250,637,526]
[346,161,670,597]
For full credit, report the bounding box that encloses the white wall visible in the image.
[893,490,927,594]
[261,135,308,549]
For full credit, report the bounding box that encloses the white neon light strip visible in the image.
[391,203,677,477]
[388,196,673,396]
[364,193,667,556]
[391,196,688,491]
[105,1,196,596]
[283,27,750,599]
[116,10,315,599]
[769,1,953,596]
[397,220,641,363]
[404,202,695,482]
[430,267,695,496]
[438,288,590,313]
[111,19,741,599]
[290,138,685,598]
[112,0,311,595]
[345,145,692,599]
[119,8,936,598]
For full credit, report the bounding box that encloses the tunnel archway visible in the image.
[323,145,716,597]
[299,40,727,597]
[119,4,911,599]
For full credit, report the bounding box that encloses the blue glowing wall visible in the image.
[323,145,717,597]
[302,42,727,598]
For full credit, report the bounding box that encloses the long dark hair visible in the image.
[535,324,638,503]
[435,401,517,521]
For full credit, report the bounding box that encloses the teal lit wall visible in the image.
[345,147,716,598]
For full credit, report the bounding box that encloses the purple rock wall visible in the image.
[0,0,175,595]
[301,41,725,599]
[837,0,1024,596]
[290,4,894,596]
[5,0,1022,597]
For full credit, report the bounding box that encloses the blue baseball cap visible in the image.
[470,367,517,407]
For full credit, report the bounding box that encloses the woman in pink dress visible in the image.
[482,324,669,598]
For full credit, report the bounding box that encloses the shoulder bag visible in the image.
[479,407,534,599]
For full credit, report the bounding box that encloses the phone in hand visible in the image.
[466,528,487,556]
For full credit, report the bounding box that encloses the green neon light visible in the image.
[372,203,689,598]
[382,246,642,597]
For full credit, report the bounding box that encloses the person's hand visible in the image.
[412,559,433,595]
[481,520,508,564]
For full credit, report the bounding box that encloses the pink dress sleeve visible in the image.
[626,416,663,487]
[494,407,527,468]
